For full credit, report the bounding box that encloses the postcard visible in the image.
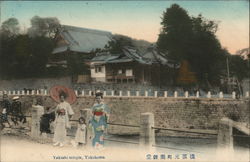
[0,1,249,162]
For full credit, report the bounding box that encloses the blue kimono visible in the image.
[90,103,110,147]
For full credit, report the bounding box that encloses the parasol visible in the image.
[49,85,77,104]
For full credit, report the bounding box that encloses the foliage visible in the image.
[228,55,249,81]
[28,16,60,39]
[157,4,193,61]
[157,4,229,86]
[105,34,135,54]
[0,18,20,37]
[0,34,54,78]
[176,60,197,85]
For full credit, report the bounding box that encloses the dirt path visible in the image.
[0,134,249,162]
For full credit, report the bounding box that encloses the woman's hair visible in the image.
[59,91,68,99]
[36,98,43,105]
[79,117,86,124]
[95,92,103,99]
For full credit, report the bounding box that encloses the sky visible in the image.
[1,1,249,54]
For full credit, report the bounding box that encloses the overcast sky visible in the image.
[1,1,249,54]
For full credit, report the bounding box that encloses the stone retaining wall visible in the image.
[10,96,250,135]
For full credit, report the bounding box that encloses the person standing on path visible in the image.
[89,92,110,148]
[53,93,74,147]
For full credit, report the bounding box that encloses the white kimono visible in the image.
[75,123,86,144]
[53,101,74,143]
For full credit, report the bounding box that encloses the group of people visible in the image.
[52,91,110,149]
[0,94,26,129]
[1,91,110,149]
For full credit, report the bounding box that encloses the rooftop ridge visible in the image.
[62,25,112,36]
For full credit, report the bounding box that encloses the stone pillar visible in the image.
[174,91,178,98]
[154,91,158,98]
[75,90,78,96]
[81,109,93,147]
[145,91,148,97]
[31,90,35,95]
[44,90,47,95]
[119,91,122,97]
[36,90,39,95]
[219,92,223,98]
[246,91,249,98]
[139,112,155,149]
[196,91,200,98]
[207,91,211,98]
[22,90,25,95]
[103,91,106,97]
[127,91,130,97]
[136,91,139,97]
[8,91,11,95]
[82,90,85,96]
[17,91,20,95]
[13,91,16,95]
[185,91,188,98]
[217,118,234,151]
[89,91,92,96]
[111,91,114,96]
[164,91,168,98]
[232,92,236,99]
[31,105,44,138]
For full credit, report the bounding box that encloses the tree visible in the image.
[106,34,135,54]
[176,60,197,85]
[0,18,20,37]
[229,55,249,81]
[28,16,60,38]
[187,15,226,85]
[157,4,227,86]
[157,4,193,61]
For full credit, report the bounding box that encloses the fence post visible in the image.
[31,105,44,139]
[196,91,200,98]
[75,90,78,96]
[140,112,155,149]
[31,90,35,95]
[111,90,114,96]
[164,91,168,98]
[119,91,122,97]
[185,91,189,98]
[207,91,211,98]
[145,91,148,97]
[174,91,178,98]
[22,90,25,95]
[217,118,234,153]
[81,109,93,148]
[13,90,16,95]
[136,91,139,97]
[81,90,85,96]
[246,91,249,98]
[36,90,39,95]
[127,91,130,97]
[232,92,236,99]
[44,90,47,95]
[154,91,158,98]
[219,92,223,98]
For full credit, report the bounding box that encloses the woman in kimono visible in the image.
[89,92,110,148]
[53,94,74,147]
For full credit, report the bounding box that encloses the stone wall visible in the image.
[13,96,250,135]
